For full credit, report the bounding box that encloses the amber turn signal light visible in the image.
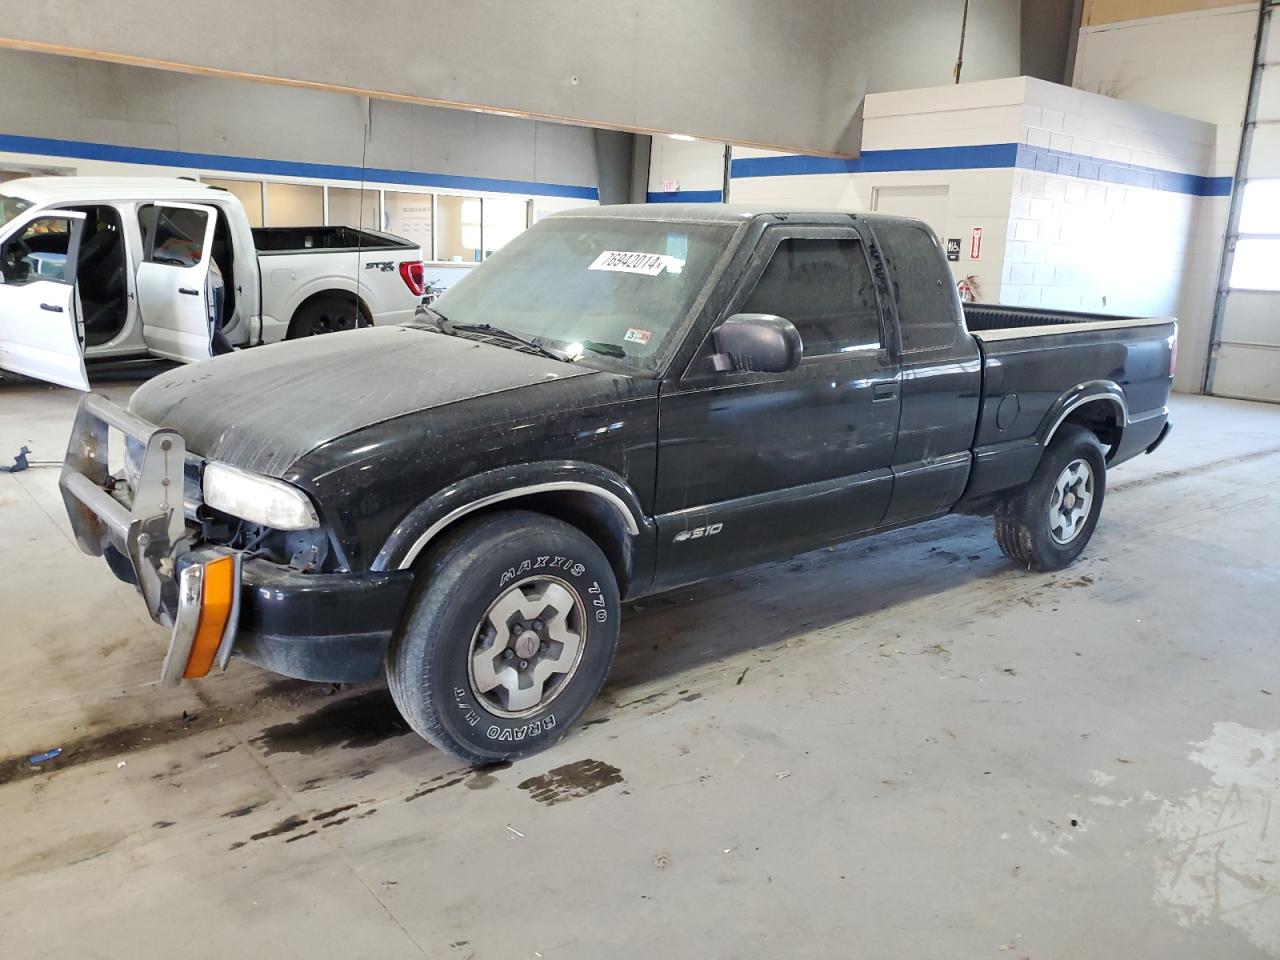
[183,555,236,679]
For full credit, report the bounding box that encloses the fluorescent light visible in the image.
[668,134,697,142]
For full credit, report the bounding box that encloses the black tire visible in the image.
[286,294,371,338]
[994,424,1107,571]
[387,510,621,764]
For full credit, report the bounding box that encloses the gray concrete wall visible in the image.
[0,47,598,189]
[1,0,1028,156]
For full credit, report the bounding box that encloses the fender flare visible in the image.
[274,274,370,330]
[1038,380,1129,451]
[371,461,650,574]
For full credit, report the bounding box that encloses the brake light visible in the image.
[399,260,426,297]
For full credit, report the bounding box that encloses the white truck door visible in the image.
[135,202,218,363]
[0,209,90,391]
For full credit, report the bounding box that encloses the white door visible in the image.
[0,209,90,390]
[871,186,951,242]
[135,202,217,363]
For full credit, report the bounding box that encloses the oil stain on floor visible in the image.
[518,759,623,806]
[249,689,410,756]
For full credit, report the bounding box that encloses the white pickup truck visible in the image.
[0,177,426,390]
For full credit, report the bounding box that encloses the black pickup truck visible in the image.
[60,205,1175,762]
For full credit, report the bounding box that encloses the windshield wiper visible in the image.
[580,340,626,359]
[446,322,567,362]
[419,305,450,331]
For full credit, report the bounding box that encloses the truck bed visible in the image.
[962,303,1177,344]
[959,302,1177,504]
[251,225,416,255]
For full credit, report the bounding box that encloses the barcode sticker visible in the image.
[588,250,684,276]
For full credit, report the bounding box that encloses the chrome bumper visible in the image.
[60,393,238,685]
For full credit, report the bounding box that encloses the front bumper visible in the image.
[60,394,412,685]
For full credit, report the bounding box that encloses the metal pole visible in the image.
[954,0,970,84]
[1203,0,1275,394]
[722,144,733,202]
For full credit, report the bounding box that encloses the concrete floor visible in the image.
[1,371,1278,959]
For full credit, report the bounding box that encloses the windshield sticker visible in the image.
[588,250,685,276]
[624,328,652,345]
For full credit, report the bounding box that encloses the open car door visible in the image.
[0,209,89,391]
[136,202,218,363]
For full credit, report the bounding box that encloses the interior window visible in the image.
[874,223,960,354]
[0,216,73,285]
[741,236,882,357]
[140,206,209,266]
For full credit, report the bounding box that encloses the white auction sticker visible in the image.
[588,250,684,276]
[624,327,652,345]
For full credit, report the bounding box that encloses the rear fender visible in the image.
[1038,380,1128,457]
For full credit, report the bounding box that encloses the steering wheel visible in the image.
[0,236,31,283]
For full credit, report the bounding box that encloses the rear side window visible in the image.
[874,223,960,354]
[742,237,882,356]
[139,205,209,267]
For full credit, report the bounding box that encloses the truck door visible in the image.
[0,209,90,391]
[135,202,218,363]
[870,221,983,527]
[652,223,902,591]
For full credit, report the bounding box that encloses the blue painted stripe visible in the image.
[646,189,724,203]
[731,143,1020,179]
[0,133,599,200]
[732,141,1232,198]
[1014,144,1231,197]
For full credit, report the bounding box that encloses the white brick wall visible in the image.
[1070,5,1257,391]
[1001,80,1215,341]
[1074,4,1257,178]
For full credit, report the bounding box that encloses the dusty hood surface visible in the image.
[129,326,592,477]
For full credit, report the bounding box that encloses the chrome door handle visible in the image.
[872,383,897,402]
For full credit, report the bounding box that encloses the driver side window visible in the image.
[0,217,74,286]
[742,237,883,357]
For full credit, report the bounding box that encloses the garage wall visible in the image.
[671,76,1222,392]
[647,138,728,202]
[1073,2,1259,390]
[728,79,1028,296]
[0,48,599,199]
[1002,79,1217,346]
[0,0,1030,157]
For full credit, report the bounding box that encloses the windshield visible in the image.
[428,216,738,372]
[0,194,33,231]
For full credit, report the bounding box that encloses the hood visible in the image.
[129,326,594,477]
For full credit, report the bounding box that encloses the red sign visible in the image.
[970,227,983,260]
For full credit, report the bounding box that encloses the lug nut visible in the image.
[503,649,515,660]
[532,620,543,631]
[519,660,528,669]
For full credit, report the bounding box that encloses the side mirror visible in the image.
[710,314,803,373]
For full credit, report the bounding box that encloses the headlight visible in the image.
[202,462,320,530]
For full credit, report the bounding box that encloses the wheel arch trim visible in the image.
[1040,382,1129,450]
[373,466,647,573]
